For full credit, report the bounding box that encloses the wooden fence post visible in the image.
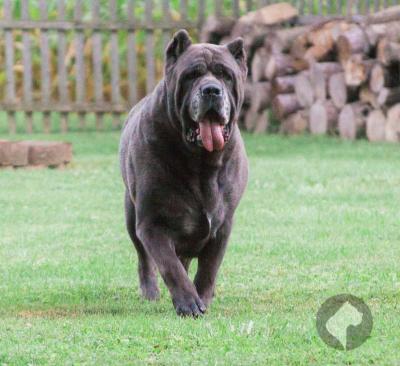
[21,0,33,133]
[57,0,69,133]
[127,0,138,107]
[74,0,86,129]
[145,0,155,94]
[92,0,104,130]
[110,0,122,128]
[39,0,51,133]
[4,0,16,134]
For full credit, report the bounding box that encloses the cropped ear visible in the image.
[165,29,192,65]
[226,37,246,65]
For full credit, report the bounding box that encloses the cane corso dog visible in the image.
[119,30,248,317]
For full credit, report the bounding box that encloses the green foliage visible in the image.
[0,131,399,365]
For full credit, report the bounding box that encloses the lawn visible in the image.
[0,131,399,365]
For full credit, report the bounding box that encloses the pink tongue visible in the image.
[199,120,225,152]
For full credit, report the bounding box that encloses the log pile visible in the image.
[0,140,72,168]
[202,2,400,142]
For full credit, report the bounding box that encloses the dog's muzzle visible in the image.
[187,86,231,152]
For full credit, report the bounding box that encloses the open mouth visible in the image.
[186,110,230,152]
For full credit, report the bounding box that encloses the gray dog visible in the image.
[119,30,248,317]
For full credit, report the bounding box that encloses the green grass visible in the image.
[0,131,399,365]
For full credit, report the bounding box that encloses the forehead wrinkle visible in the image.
[202,48,213,66]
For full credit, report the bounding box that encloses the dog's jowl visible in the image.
[119,30,248,317]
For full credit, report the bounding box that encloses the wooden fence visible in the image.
[0,0,399,134]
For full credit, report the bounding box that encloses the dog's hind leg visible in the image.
[125,190,160,301]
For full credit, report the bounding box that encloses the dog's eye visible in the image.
[214,66,232,82]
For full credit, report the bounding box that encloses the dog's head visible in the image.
[164,30,247,152]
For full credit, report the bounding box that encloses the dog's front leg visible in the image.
[194,218,232,308]
[137,221,206,317]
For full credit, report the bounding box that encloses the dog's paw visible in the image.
[173,295,206,317]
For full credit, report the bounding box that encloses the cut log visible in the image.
[309,102,327,135]
[265,54,308,80]
[272,94,302,120]
[304,44,334,62]
[272,26,310,52]
[359,86,379,109]
[309,100,339,135]
[376,38,400,66]
[337,25,370,64]
[238,2,298,26]
[244,82,272,131]
[343,55,374,87]
[385,104,400,142]
[280,110,309,135]
[310,62,327,101]
[200,16,236,44]
[369,63,390,93]
[251,47,270,82]
[328,73,347,108]
[368,21,400,45]
[295,72,314,108]
[338,102,372,140]
[366,110,386,142]
[378,86,400,107]
[272,75,297,95]
[253,112,270,134]
[231,3,299,54]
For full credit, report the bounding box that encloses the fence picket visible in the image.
[21,0,33,133]
[92,0,104,130]
[162,0,171,59]
[233,0,240,17]
[198,0,206,27]
[127,0,138,106]
[57,0,69,133]
[145,0,155,94]
[246,0,253,12]
[74,0,86,129]
[110,0,122,128]
[4,0,16,134]
[181,0,188,21]
[39,0,51,133]
[215,0,223,17]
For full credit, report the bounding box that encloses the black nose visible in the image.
[201,84,222,98]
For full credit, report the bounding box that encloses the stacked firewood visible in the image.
[201,3,400,142]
